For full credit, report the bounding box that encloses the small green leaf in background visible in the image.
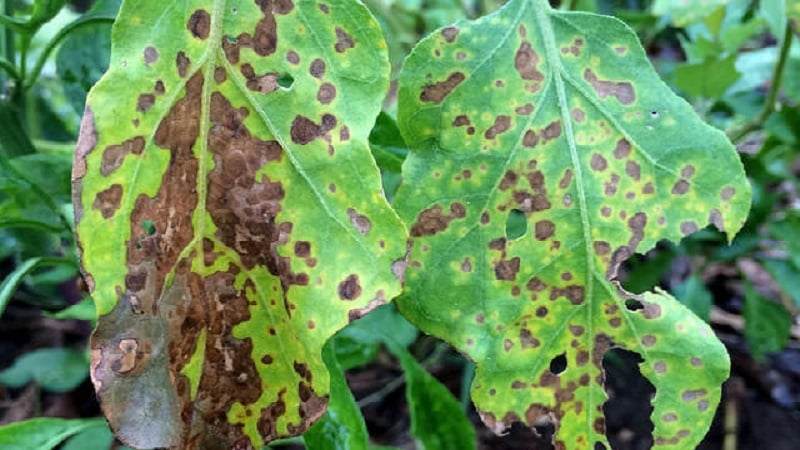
[652,0,730,26]
[675,54,741,98]
[743,283,792,361]
[61,422,134,450]
[0,347,89,392]
[790,0,800,34]
[394,0,750,448]
[0,417,104,450]
[672,274,713,322]
[44,297,97,321]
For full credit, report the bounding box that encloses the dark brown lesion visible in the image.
[101,136,145,176]
[240,64,280,94]
[485,115,511,139]
[334,27,354,53]
[187,9,211,40]
[420,72,465,103]
[410,202,466,237]
[583,69,635,105]
[290,114,336,145]
[93,184,123,219]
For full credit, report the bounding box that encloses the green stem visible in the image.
[728,22,793,143]
[0,55,17,79]
[23,14,115,91]
[567,0,579,10]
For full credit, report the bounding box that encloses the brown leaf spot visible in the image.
[241,64,279,94]
[681,389,708,402]
[543,120,562,141]
[681,165,696,178]
[176,51,190,77]
[516,103,533,115]
[461,257,472,272]
[504,339,514,351]
[143,46,159,65]
[672,179,690,195]
[515,42,544,89]
[286,50,300,64]
[522,130,538,148]
[334,27,354,53]
[642,182,654,195]
[441,26,459,42]
[495,257,520,281]
[535,306,547,317]
[520,329,540,348]
[187,9,211,39]
[101,136,145,176]
[571,108,585,122]
[584,68,635,104]
[499,170,518,191]
[347,208,371,234]
[485,115,511,139]
[93,184,123,218]
[709,209,723,231]
[593,241,610,255]
[317,83,336,104]
[534,220,555,240]
[309,58,325,78]
[680,221,699,235]
[613,138,632,159]
[625,161,641,180]
[214,66,226,83]
[526,277,547,292]
[654,361,666,373]
[420,72,465,103]
[590,153,607,171]
[453,115,470,127]
[137,93,155,112]
[410,203,466,237]
[290,114,336,145]
[338,274,362,300]
[559,169,573,189]
[721,187,735,201]
[628,212,647,250]
[294,241,311,258]
[663,413,678,422]
[641,335,656,347]
[154,80,165,95]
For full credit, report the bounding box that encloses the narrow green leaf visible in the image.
[0,257,74,317]
[0,347,89,392]
[72,0,406,448]
[743,283,792,361]
[652,0,730,26]
[394,1,749,448]
[0,418,105,450]
[304,343,369,450]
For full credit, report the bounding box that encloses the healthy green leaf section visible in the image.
[72,0,406,448]
[789,0,800,35]
[652,0,730,26]
[394,1,750,448]
[0,347,89,392]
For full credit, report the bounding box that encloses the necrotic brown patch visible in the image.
[584,69,635,105]
[137,93,155,112]
[338,274,362,300]
[144,46,159,65]
[614,138,632,159]
[240,64,279,94]
[176,51,190,77]
[101,136,145,176]
[485,115,511,139]
[672,179,690,195]
[534,220,555,240]
[495,257,520,281]
[290,114,336,145]
[309,59,325,78]
[590,153,607,171]
[410,203,466,237]
[347,208,371,234]
[515,42,544,84]
[188,9,211,39]
[441,26,459,42]
[93,184,123,218]
[317,83,336,104]
[420,72,465,103]
[334,27,354,52]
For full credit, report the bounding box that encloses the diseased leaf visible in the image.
[652,0,730,26]
[72,0,406,448]
[394,1,750,448]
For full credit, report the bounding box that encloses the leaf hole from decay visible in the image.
[225,35,238,44]
[594,442,607,450]
[231,6,238,13]
[549,352,567,374]
[141,220,156,236]
[277,73,294,89]
[625,299,644,311]
[505,208,527,240]
[650,110,659,119]
[602,348,655,449]
[533,420,556,443]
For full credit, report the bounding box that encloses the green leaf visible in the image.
[303,343,369,450]
[0,418,106,450]
[674,55,741,98]
[743,283,792,361]
[394,1,750,448]
[44,297,97,321]
[0,347,89,392]
[72,0,406,448]
[790,0,800,35]
[0,257,76,317]
[61,422,115,450]
[672,274,712,322]
[652,0,730,26]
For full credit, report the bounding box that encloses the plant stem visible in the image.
[728,22,793,143]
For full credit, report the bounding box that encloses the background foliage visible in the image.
[1,0,799,449]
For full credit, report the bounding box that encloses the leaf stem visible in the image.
[728,22,793,143]
[23,13,115,91]
[0,55,17,79]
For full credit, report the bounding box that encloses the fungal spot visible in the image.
[571,108,585,122]
[520,329,540,348]
[584,68,635,104]
[534,220,555,240]
[516,103,533,115]
[672,179,690,195]
[410,203,466,237]
[290,114,336,145]
[625,161,641,181]
[143,46,158,65]
[522,130,538,148]
[188,9,211,39]
[441,26,459,42]
[654,361,666,373]
[641,335,656,347]
[593,241,610,255]
[720,187,735,201]
[613,138,632,159]
[681,165,696,178]
[505,209,527,240]
[549,353,567,374]
[318,3,329,13]
[627,212,646,250]
[347,208,371,234]
[453,115,470,127]
[241,64,279,94]
[338,274,361,300]
[420,72,465,103]
[176,51,190,77]
[309,59,325,78]
[461,257,472,272]
[680,221,699,235]
[317,83,336,104]
[590,153,607,171]
[101,136,145,176]
[681,389,707,402]
[137,93,155,112]
[515,41,544,91]
[93,184,123,218]
[294,241,311,258]
[334,27,354,53]
[485,115,511,139]
[494,257,520,281]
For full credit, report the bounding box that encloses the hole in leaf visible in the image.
[602,348,655,449]
[533,420,556,443]
[594,442,607,450]
[505,208,527,240]
[141,220,156,236]
[549,352,567,374]
[225,35,237,44]
[650,110,659,119]
[231,6,238,13]
[277,73,294,89]
[625,299,643,311]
